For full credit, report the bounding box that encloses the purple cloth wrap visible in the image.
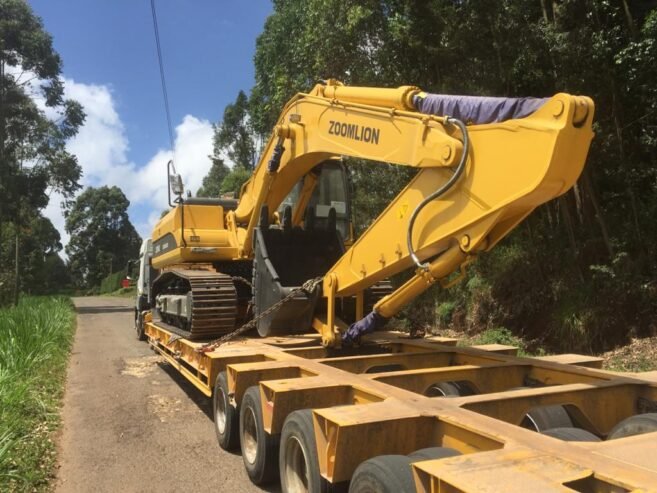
[343,310,389,345]
[413,94,548,124]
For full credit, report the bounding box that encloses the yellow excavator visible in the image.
[133,80,594,348]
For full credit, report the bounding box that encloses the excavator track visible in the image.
[153,269,237,341]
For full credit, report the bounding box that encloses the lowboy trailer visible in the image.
[144,316,657,492]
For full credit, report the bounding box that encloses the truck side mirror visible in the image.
[170,173,184,196]
[167,160,185,206]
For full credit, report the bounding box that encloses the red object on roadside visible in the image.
[121,279,130,288]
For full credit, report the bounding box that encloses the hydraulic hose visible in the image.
[406,117,470,270]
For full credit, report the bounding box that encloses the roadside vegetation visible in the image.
[107,286,137,298]
[0,297,76,491]
[603,337,657,373]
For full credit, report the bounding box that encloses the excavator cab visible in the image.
[253,161,351,336]
[276,160,352,242]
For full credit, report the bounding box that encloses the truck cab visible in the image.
[134,238,153,339]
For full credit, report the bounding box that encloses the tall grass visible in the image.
[0,297,76,491]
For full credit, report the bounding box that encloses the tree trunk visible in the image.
[581,168,614,259]
[525,220,547,283]
[619,0,637,40]
[540,0,550,23]
[612,89,644,248]
[590,2,646,264]
[572,183,584,224]
[559,195,584,282]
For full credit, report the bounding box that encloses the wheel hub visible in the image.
[283,435,309,493]
[242,407,258,464]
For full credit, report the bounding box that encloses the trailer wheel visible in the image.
[280,409,335,493]
[240,385,279,485]
[521,404,573,432]
[135,310,147,341]
[408,446,461,461]
[542,427,601,442]
[213,372,239,450]
[608,413,657,440]
[349,455,416,493]
[424,381,475,397]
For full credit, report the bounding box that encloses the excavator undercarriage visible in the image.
[152,269,237,340]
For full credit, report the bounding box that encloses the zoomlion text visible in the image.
[328,120,380,144]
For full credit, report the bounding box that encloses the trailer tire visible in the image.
[424,381,475,397]
[240,385,279,485]
[280,409,341,493]
[349,455,416,493]
[135,310,147,341]
[408,446,461,461]
[608,413,657,440]
[213,372,239,450]
[521,404,573,432]
[542,427,601,442]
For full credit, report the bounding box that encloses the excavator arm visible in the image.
[231,80,594,346]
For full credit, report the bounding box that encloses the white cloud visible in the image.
[42,77,215,246]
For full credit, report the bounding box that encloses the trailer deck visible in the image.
[145,319,657,492]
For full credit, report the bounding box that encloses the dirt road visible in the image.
[56,297,271,493]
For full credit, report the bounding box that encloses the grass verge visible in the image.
[106,286,136,298]
[0,297,76,491]
[444,327,541,357]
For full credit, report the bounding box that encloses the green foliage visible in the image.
[65,186,141,290]
[0,297,76,490]
[99,269,127,295]
[0,0,83,304]
[0,270,15,307]
[436,301,457,327]
[462,327,536,357]
[0,0,85,223]
[196,158,230,197]
[1,215,71,296]
[218,166,251,197]
[212,90,258,170]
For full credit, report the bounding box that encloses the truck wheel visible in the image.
[240,385,279,485]
[608,413,657,440]
[542,427,601,442]
[135,310,147,341]
[280,409,337,493]
[213,372,239,450]
[349,455,416,493]
[408,446,461,461]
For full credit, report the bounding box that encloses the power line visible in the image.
[150,0,176,155]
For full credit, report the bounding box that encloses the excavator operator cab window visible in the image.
[278,161,352,240]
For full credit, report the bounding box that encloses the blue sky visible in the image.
[28,0,272,244]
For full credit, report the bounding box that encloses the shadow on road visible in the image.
[159,362,215,420]
[151,359,284,492]
[158,362,282,490]
[76,305,133,315]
